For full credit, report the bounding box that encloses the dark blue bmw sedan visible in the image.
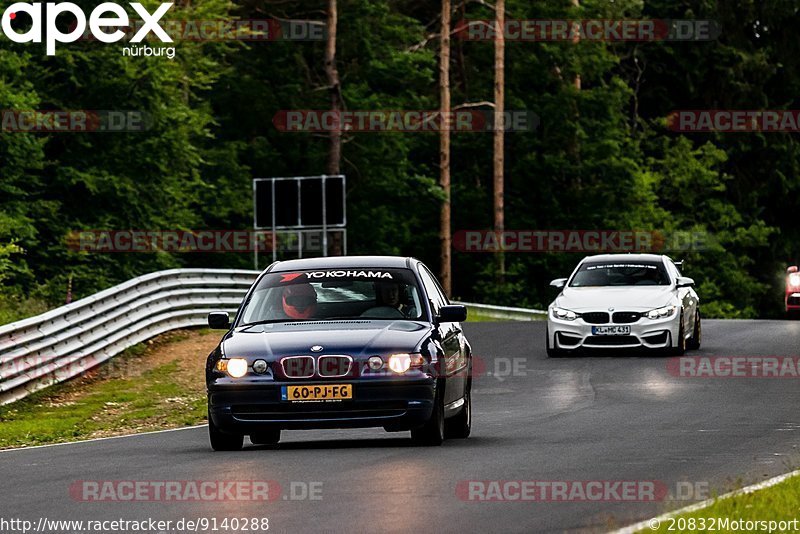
[205,256,472,450]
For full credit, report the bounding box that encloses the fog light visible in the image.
[253,359,268,374]
[388,354,412,374]
[226,358,248,378]
[368,356,384,371]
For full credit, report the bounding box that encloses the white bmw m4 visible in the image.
[546,254,701,357]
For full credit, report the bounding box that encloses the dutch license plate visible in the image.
[592,326,631,336]
[282,384,353,402]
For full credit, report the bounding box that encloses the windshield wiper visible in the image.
[239,319,293,327]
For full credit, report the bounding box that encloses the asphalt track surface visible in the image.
[2,320,800,533]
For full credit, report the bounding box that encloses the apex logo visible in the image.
[1,2,173,55]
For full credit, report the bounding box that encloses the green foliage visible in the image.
[0,0,796,322]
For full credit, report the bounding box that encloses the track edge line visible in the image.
[0,424,208,453]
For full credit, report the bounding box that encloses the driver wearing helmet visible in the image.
[282,283,318,320]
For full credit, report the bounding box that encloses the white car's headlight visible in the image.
[552,307,578,321]
[646,305,676,320]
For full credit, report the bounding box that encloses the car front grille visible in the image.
[612,312,641,324]
[317,355,353,377]
[788,296,800,306]
[232,402,407,421]
[280,356,315,378]
[584,335,640,346]
[581,312,610,324]
[279,355,354,378]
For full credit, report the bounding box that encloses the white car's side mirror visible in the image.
[676,276,695,288]
[550,278,567,290]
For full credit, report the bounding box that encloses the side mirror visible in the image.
[437,305,467,323]
[676,276,695,288]
[788,266,798,274]
[208,311,230,330]
[549,278,567,290]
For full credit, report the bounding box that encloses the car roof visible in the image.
[268,255,416,272]
[580,253,669,264]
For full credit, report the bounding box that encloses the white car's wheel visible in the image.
[687,311,701,350]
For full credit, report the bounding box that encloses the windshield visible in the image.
[569,261,670,287]
[238,268,424,324]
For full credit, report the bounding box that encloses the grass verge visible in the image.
[637,472,800,533]
[0,329,221,449]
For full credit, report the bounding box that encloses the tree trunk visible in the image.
[325,0,342,176]
[439,0,452,294]
[493,0,505,283]
[572,0,581,90]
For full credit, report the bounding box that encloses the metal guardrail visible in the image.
[0,268,546,406]
[0,269,260,406]
[457,301,547,321]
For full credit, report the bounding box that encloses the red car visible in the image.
[787,266,800,316]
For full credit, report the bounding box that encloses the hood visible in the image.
[221,320,431,360]
[554,286,676,311]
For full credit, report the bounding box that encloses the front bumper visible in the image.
[208,378,435,433]
[786,293,800,311]
[548,313,678,350]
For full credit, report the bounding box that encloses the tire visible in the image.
[671,313,687,356]
[411,386,445,446]
[687,311,701,350]
[250,429,281,445]
[208,410,243,451]
[445,382,471,439]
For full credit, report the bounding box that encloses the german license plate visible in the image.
[282,384,353,402]
[592,326,631,335]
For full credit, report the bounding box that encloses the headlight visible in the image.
[646,305,676,320]
[387,353,425,374]
[252,359,268,374]
[224,358,248,378]
[552,307,577,321]
[368,356,384,371]
[388,354,412,373]
[789,273,800,288]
